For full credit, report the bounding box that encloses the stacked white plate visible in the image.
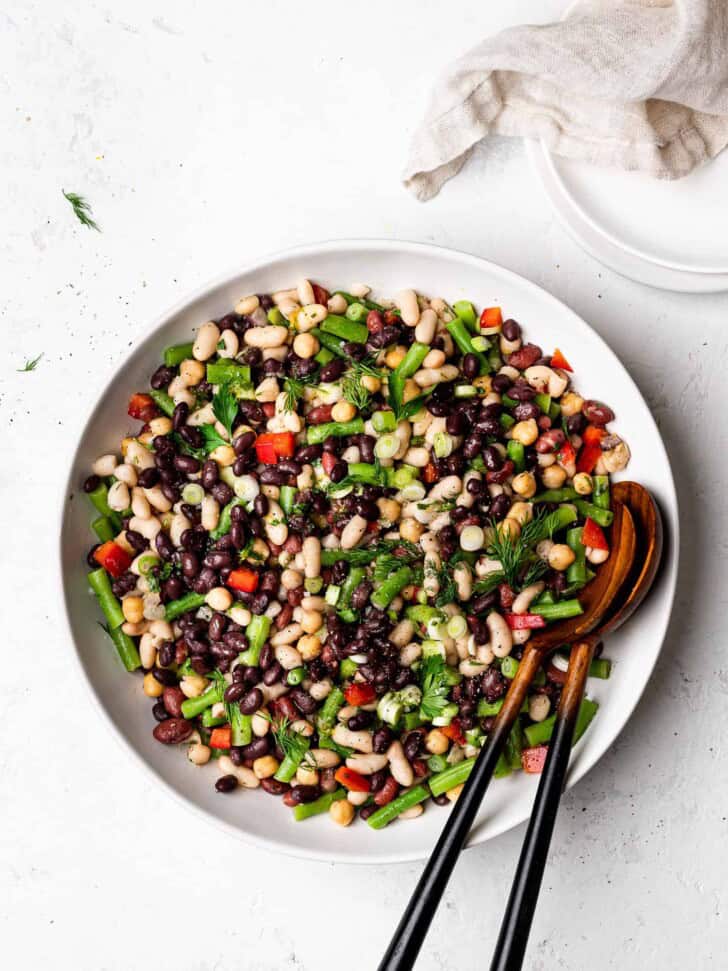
[528,139,728,292]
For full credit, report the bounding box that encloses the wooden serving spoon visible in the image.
[489,482,663,971]
[378,501,638,971]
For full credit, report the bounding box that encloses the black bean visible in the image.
[372,726,393,754]
[347,711,372,731]
[358,434,376,463]
[288,785,321,805]
[258,643,274,670]
[490,493,512,521]
[276,458,301,476]
[567,414,586,435]
[136,467,158,489]
[462,352,479,380]
[289,688,316,715]
[462,435,483,460]
[208,612,228,641]
[260,778,290,796]
[445,412,465,435]
[174,454,200,474]
[211,482,234,505]
[152,701,169,722]
[151,364,176,390]
[122,529,145,554]
[359,804,379,821]
[181,552,199,577]
[262,662,284,686]
[215,775,238,793]
[204,550,234,570]
[199,460,218,490]
[83,474,101,493]
[482,445,503,471]
[502,318,521,341]
[350,581,373,611]
[319,359,346,382]
[223,682,246,704]
[222,630,248,652]
[491,373,512,394]
[239,687,264,714]
[508,382,535,402]
[514,401,540,421]
[470,591,498,614]
[152,666,177,687]
[155,531,175,560]
[466,477,485,496]
[172,401,189,431]
[241,736,270,760]
[191,568,217,593]
[233,431,256,455]
[253,494,269,517]
[296,444,323,463]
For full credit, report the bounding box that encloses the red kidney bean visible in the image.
[498,583,515,609]
[513,401,540,421]
[282,790,298,807]
[275,695,298,722]
[153,718,193,744]
[260,778,290,796]
[162,686,185,717]
[413,759,428,778]
[537,415,552,431]
[283,534,302,554]
[215,775,238,793]
[486,460,514,484]
[319,768,338,794]
[275,605,294,632]
[307,404,333,424]
[582,400,615,425]
[373,776,399,807]
[535,428,566,453]
[507,343,542,370]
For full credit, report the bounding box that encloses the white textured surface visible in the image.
[1,2,726,968]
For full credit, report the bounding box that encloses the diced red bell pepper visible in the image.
[334,767,371,792]
[209,726,232,750]
[556,441,576,467]
[522,745,549,774]
[262,402,276,418]
[127,392,159,423]
[505,613,547,630]
[582,425,606,446]
[576,444,603,475]
[255,431,295,465]
[441,719,466,746]
[582,516,609,551]
[422,462,438,484]
[550,348,573,372]
[344,682,377,707]
[93,540,133,578]
[226,568,260,593]
[480,306,503,330]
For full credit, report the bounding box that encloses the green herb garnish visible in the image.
[418,654,453,720]
[62,190,100,231]
[212,383,238,439]
[17,353,43,372]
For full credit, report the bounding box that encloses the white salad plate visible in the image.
[59,239,678,864]
[528,139,728,293]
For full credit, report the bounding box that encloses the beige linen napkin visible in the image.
[404,0,728,201]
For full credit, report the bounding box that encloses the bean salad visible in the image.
[83,281,631,829]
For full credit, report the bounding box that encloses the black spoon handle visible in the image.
[489,640,595,971]
[378,646,543,971]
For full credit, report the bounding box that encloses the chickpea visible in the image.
[148,416,173,437]
[122,596,144,624]
[362,374,381,394]
[560,392,584,417]
[540,463,568,489]
[402,378,420,404]
[425,729,449,755]
[399,518,424,543]
[180,674,208,698]
[498,517,521,540]
[510,419,539,446]
[548,543,576,571]
[281,568,304,591]
[508,501,534,527]
[293,332,319,359]
[209,445,236,466]
[298,608,323,635]
[331,400,357,423]
[180,358,206,386]
[329,798,355,827]
[297,634,322,661]
[529,694,551,722]
[253,755,280,780]
[377,497,401,525]
[295,766,319,787]
[446,784,464,802]
[511,471,537,498]
[573,472,594,495]
[143,672,163,698]
[205,587,233,612]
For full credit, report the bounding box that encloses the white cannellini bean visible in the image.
[302,536,321,579]
[395,289,420,326]
[387,740,414,787]
[512,628,531,645]
[402,446,430,468]
[414,308,438,344]
[200,495,220,532]
[107,480,130,512]
[511,582,545,615]
[265,501,288,546]
[217,329,239,359]
[297,303,327,331]
[187,402,216,427]
[243,325,289,348]
[423,551,441,597]
[332,725,373,753]
[393,420,412,461]
[345,753,388,775]
[271,624,303,647]
[192,321,221,362]
[143,485,172,513]
[255,376,280,403]
[429,475,463,501]
[169,512,191,546]
[297,278,315,305]
[529,694,551,722]
[251,711,270,737]
[349,282,370,298]
[309,748,341,769]
[234,294,260,316]
[327,293,348,314]
[309,680,332,701]
[124,440,156,470]
[400,805,424,820]
[487,611,513,658]
[128,515,161,540]
[413,365,459,388]
[389,619,415,648]
[274,644,303,670]
[453,561,472,601]
[347,791,369,807]
[92,453,117,477]
[113,463,137,487]
[340,515,368,550]
[459,659,488,677]
[217,756,260,789]
[399,642,422,667]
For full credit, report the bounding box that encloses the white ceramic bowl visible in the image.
[59,240,678,864]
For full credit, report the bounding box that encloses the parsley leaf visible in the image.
[212,383,238,438]
[418,655,453,720]
[200,423,229,453]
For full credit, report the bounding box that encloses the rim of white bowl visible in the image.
[58,238,679,864]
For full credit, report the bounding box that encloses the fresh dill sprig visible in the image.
[283,375,318,413]
[486,507,554,588]
[17,353,43,372]
[62,190,100,231]
[341,370,372,411]
[269,716,315,769]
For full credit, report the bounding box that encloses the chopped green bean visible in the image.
[321,314,369,344]
[592,475,610,510]
[165,591,206,621]
[531,599,583,622]
[367,785,430,829]
[103,624,141,672]
[91,515,115,543]
[371,566,413,610]
[164,342,194,367]
[293,789,346,821]
[306,418,365,445]
[149,389,175,417]
[88,568,125,629]
[574,499,614,528]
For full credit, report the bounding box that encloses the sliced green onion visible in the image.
[136,552,160,576]
[328,483,354,499]
[399,481,426,502]
[454,384,477,398]
[421,639,447,659]
[345,302,367,322]
[339,658,358,679]
[325,584,341,606]
[432,702,458,727]
[182,483,204,505]
[304,577,323,594]
[433,431,454,458]
[287,667,305,686]
[446,615,468,639]
[374,433,399,460]
[233,474,260,503]
[471,336,490,352]
[377,692,403,726]
[372,410,397,433]
[267,307,284,325]
[460,524,485,552]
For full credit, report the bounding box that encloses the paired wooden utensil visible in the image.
[379,483,661,971]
